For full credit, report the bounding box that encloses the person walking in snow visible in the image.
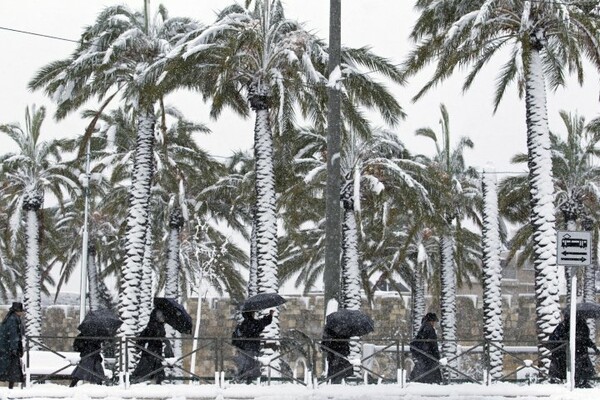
[548,317,568,383]
[550,315,599,388]
[321,327,352,384]
[131,308,173,384]
[69,333,106,387]
[232,309,274,383]
[409,312,442,384]
[0,302,25,389]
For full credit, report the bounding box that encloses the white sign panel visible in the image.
[557,231,592,267]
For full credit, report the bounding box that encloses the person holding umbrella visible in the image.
[69,334,105,387]
[131,308,174,385]
[549,313,600,388]
[71,308,122,387]
[0,302,25,389]
[321,327,352,384]
[321,309,375,384]
[409,312,442,384]
[232,309,274,383]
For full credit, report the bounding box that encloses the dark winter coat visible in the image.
[131,310,173,383]
[321,328,352,383]
[232,313,273,353]
[409,321,442,384]
[232,313,273,381]
[0,311,24,383]
[548,321,568,381]
[71,334,105,384]
[548,318,597,386]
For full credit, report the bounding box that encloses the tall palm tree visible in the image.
[481,167,503,381]
[403,0,600,370]
[0,105,79,338]
[414,104,481,376]
[29,5,201,347]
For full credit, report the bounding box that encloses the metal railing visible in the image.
[22,336,593,388]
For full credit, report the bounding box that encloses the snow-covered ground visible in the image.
[1,382,599,400]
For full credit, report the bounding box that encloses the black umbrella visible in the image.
[78,308,123,337]
[325,309,375,337]
[565,302,600,319]
[154,297,193,334]
[241,293,287,312]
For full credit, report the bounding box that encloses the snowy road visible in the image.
[0,382,598,400]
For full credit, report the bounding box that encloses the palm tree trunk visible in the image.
[118,105,156,369]
[87,244,113,311]
[248,206,258,297]
[482,170,503,381]
[341,194,361,310]
[23,200,42,343]
[251,98,280,373]
[525,46,561,373]
[139,222,155,330]
[411,266,426,339]
[165,208,183,298]
[253,107,279,296]
[165,208,183,378]
[341,185,362,377]
[440,233,457,379]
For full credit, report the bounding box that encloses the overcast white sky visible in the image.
[1,1,600,293]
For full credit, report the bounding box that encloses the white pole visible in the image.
[568,270,577,392]
[189,268,204,382]
[79,141,91,324]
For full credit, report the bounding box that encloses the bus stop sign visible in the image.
[557,231,592,267]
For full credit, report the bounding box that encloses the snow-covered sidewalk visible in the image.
[1,382,599,400]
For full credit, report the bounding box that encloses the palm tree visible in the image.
[0,105,79,339]
[29,5,201,349]
[481,167,503,381]
[414,104,481,376]
[403,0,600,370]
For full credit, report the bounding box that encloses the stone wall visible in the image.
[0,293,574,378]
[0,293,545,345]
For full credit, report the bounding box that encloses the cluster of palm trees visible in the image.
[1,0,600,380]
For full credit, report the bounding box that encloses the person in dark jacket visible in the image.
[409,312,442,384]
[321,327,352,384]
[131,308,173,384]
[548,318,568,383]
[69,333,105,387]
[0,302,25,389]
[548,315,599,387]
[232,309,273,383]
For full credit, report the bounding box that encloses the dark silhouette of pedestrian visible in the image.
[69,333,105,387]
[410,312,442,384]
[548,319,568,383]
[548,315,599,388]
[0,302,25,389]
[321,327,352,384]
[131,308,173,384]
[232,309,273,383]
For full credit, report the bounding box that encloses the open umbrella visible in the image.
[241,293,287,312]
[154,297,193,334]
[325,309,375,337]
[78,308,123,337]
[565,302,600,319]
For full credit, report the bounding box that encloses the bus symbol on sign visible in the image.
[557,231,591,267]
[561,234,588,249]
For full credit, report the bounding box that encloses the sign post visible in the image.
[556,231,591,391]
